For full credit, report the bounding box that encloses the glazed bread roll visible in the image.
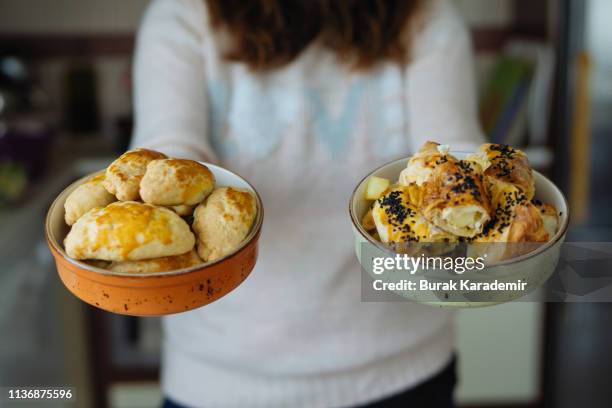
[193,187,257,262]
[420,158,491,238]
[140,159,215,206]
[103,148,167,201]
[108,249,202,274]
[372,186,456,244]
[399,141,454,187]
[64,201,195,261]
[479,143,535,200]
[64,173,116,225]
[168,204,196,216]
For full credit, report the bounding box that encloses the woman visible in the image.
[132,0,484,406]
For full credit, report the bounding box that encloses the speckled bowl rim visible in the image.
[349,155,570,267]
[45,163,264,278]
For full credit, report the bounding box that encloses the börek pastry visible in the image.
[372,186,456,245]
[420,158,491,238]
[399,141,454,187]
[479,143,535,200]
[533,200,559,239]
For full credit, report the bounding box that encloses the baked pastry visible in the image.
[395,141,490,237]
[64,173,116,225]
[361,209,376,231]
[480,187,548,243]
[479,143,535,200]
[193,187,257,262]
[468,182,549,261]
[103,148,167,201]
[372,186,418,243]
[533,200,559,238]
[363,141,560,261]
[140,159,215,206]
[399,141,453,187]
[420,157,491,238]
[64,201,195,261]
[168,204,196,216]
[108,249,202,274]
[476,179,549,243]
[372,186,456,244]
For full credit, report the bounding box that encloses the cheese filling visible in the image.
[399,164,432,187]
[440,205,488,235]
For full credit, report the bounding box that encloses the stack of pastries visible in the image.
[63,148,257,273]
[362,141,560,259]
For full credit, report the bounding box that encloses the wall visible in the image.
[0,0,148,33]
[0,0,515,129]
[0,0,515,32]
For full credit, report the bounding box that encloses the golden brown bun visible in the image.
[64,201,195,261]
[193,187,257,262]
[167,204,196,216]
[103,148,167,201]
[140,159,215,206]
[480,143,535,200]
[64,173,116,225]
[420,158,491,237]
[108,249,202,274]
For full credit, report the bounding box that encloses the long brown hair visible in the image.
[205,0,426,71]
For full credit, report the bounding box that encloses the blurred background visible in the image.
[0,0,611,407]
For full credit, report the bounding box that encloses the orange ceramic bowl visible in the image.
[45,163,264,316]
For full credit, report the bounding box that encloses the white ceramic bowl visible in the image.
[349,155,569,308]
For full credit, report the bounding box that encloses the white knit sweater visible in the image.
[131,0,484,407]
